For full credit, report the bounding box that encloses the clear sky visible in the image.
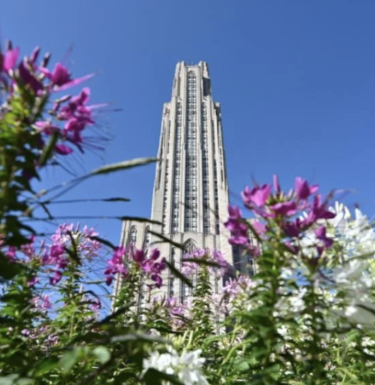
[1,0,375,247]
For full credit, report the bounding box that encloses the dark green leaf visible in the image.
[143,368,183,385]
[89,236,117,250]
[182,258,221,268]
[0,254,23,280]
[166,261,193,288]
[38,131,59,167]
[149,231,185,250]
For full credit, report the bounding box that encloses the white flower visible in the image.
[329,203,375,258]
[143,346,208,385]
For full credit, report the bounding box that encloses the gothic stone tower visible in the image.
[114,61,236,303]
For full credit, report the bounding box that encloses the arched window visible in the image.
[143,226,150,249]
[183,239,196,255]
[129,226,137,244]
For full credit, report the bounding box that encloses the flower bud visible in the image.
[41,52,51,68]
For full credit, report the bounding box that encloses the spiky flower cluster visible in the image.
[104,246,166,288]
[182,248,229,278]
[0,41,104,160]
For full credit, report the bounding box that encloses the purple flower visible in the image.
[315,226,333,248]
[104,247,127,286]
[50,270,62,285]
[90,298,101,312]
[150,249,160,260]
[55,144,73,155]
[151,274,163,288]
[133,249,145,263]
[282,218,303,237]
[250,219,266,236]
[228,205,242,220]
[32,295,52,311]
[307,195,336,224]
[5,246,17,262]
[284,241,299,255]
[35,121,59,135]
[270,201,297,217]
[225,206,249,246]
[242,184,271,207]
[29,46,40,64]
[40,63,94,90]
[41,295,52,310]
[1,47,19,72]
[295,177,319,201]
[182,248,228,278]
[18,59,43,93]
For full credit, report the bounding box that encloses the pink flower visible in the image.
[1,47,19,72]
[228,205,243,220]
[104,247,127,286]
[306,195,336,224]
[295,177,319,201]
[250,219,266,236]
[35,121,59,135]
[270,201,297,217]
[242,184,271,207]
[55,144,73,155]
[90,298,101,312]
[40,63,93,90]
[225,206,249,247]
[5,246,17,262]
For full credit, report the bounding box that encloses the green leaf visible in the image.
[0,375,18,385]
[90,157,157,176]
[110,332,167,344]
[166,261,193,288]
[118,216,160,225]
[59,349,81,373]
[38,131,59,167]
[33,358,59,376]
[182,258,221,267]
[92,346,111,364]
[0,253,23,280]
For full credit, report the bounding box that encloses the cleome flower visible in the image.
[143,346,208,385]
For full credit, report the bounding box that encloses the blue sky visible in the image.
[1,0,375,247]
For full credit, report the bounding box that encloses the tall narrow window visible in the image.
[171,102,182,234]
[185,72,197,232]
[130,226,137,243]
[143,226,150,249]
